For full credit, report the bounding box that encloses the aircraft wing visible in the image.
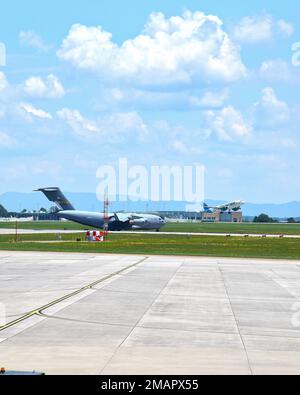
[114,213,134,222]
[114,213,149,228]
[114,213,146,221]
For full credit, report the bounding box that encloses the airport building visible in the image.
[200,211,243,223]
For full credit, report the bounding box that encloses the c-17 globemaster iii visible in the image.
[36,187,166,231]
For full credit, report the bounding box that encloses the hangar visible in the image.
[200,211,243,223]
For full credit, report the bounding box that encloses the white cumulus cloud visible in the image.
[189,90,229,108]
[277,20,294,37]
[19,30,50,52]
[234,15,294,44]
[0,72,8,91]
[234,15,273,43]
[23,74,65,99]
[171,140,190,155]
[57,108,99,138]
[57,108,148,141]
[206,106,252,142]
[260,59,300,83]
[255,87,290,124]
[20,102,53,120]
[57,11,246,87]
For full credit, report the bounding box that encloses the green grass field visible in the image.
[1,220,300,235]
[0,232,300,260]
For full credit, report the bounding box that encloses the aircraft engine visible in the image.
[129,218,147,226]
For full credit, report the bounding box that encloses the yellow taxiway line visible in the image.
[0,257,148,333]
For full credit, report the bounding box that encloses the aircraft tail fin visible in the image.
[203,203,211,212]
[36,187,75,211]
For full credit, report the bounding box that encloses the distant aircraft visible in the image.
[203,200,245,213]
[36,187,166,231]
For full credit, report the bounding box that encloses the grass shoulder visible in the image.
[0,232,299,260]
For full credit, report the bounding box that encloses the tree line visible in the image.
[0,204,57,218]
[253,214,299,223]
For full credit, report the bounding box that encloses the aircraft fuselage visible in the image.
[57,210,166,231]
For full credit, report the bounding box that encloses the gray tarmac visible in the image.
[1,251,300,375]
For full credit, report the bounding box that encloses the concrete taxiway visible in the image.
[1,251,300,375]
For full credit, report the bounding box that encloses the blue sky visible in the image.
[0,0,300,203]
